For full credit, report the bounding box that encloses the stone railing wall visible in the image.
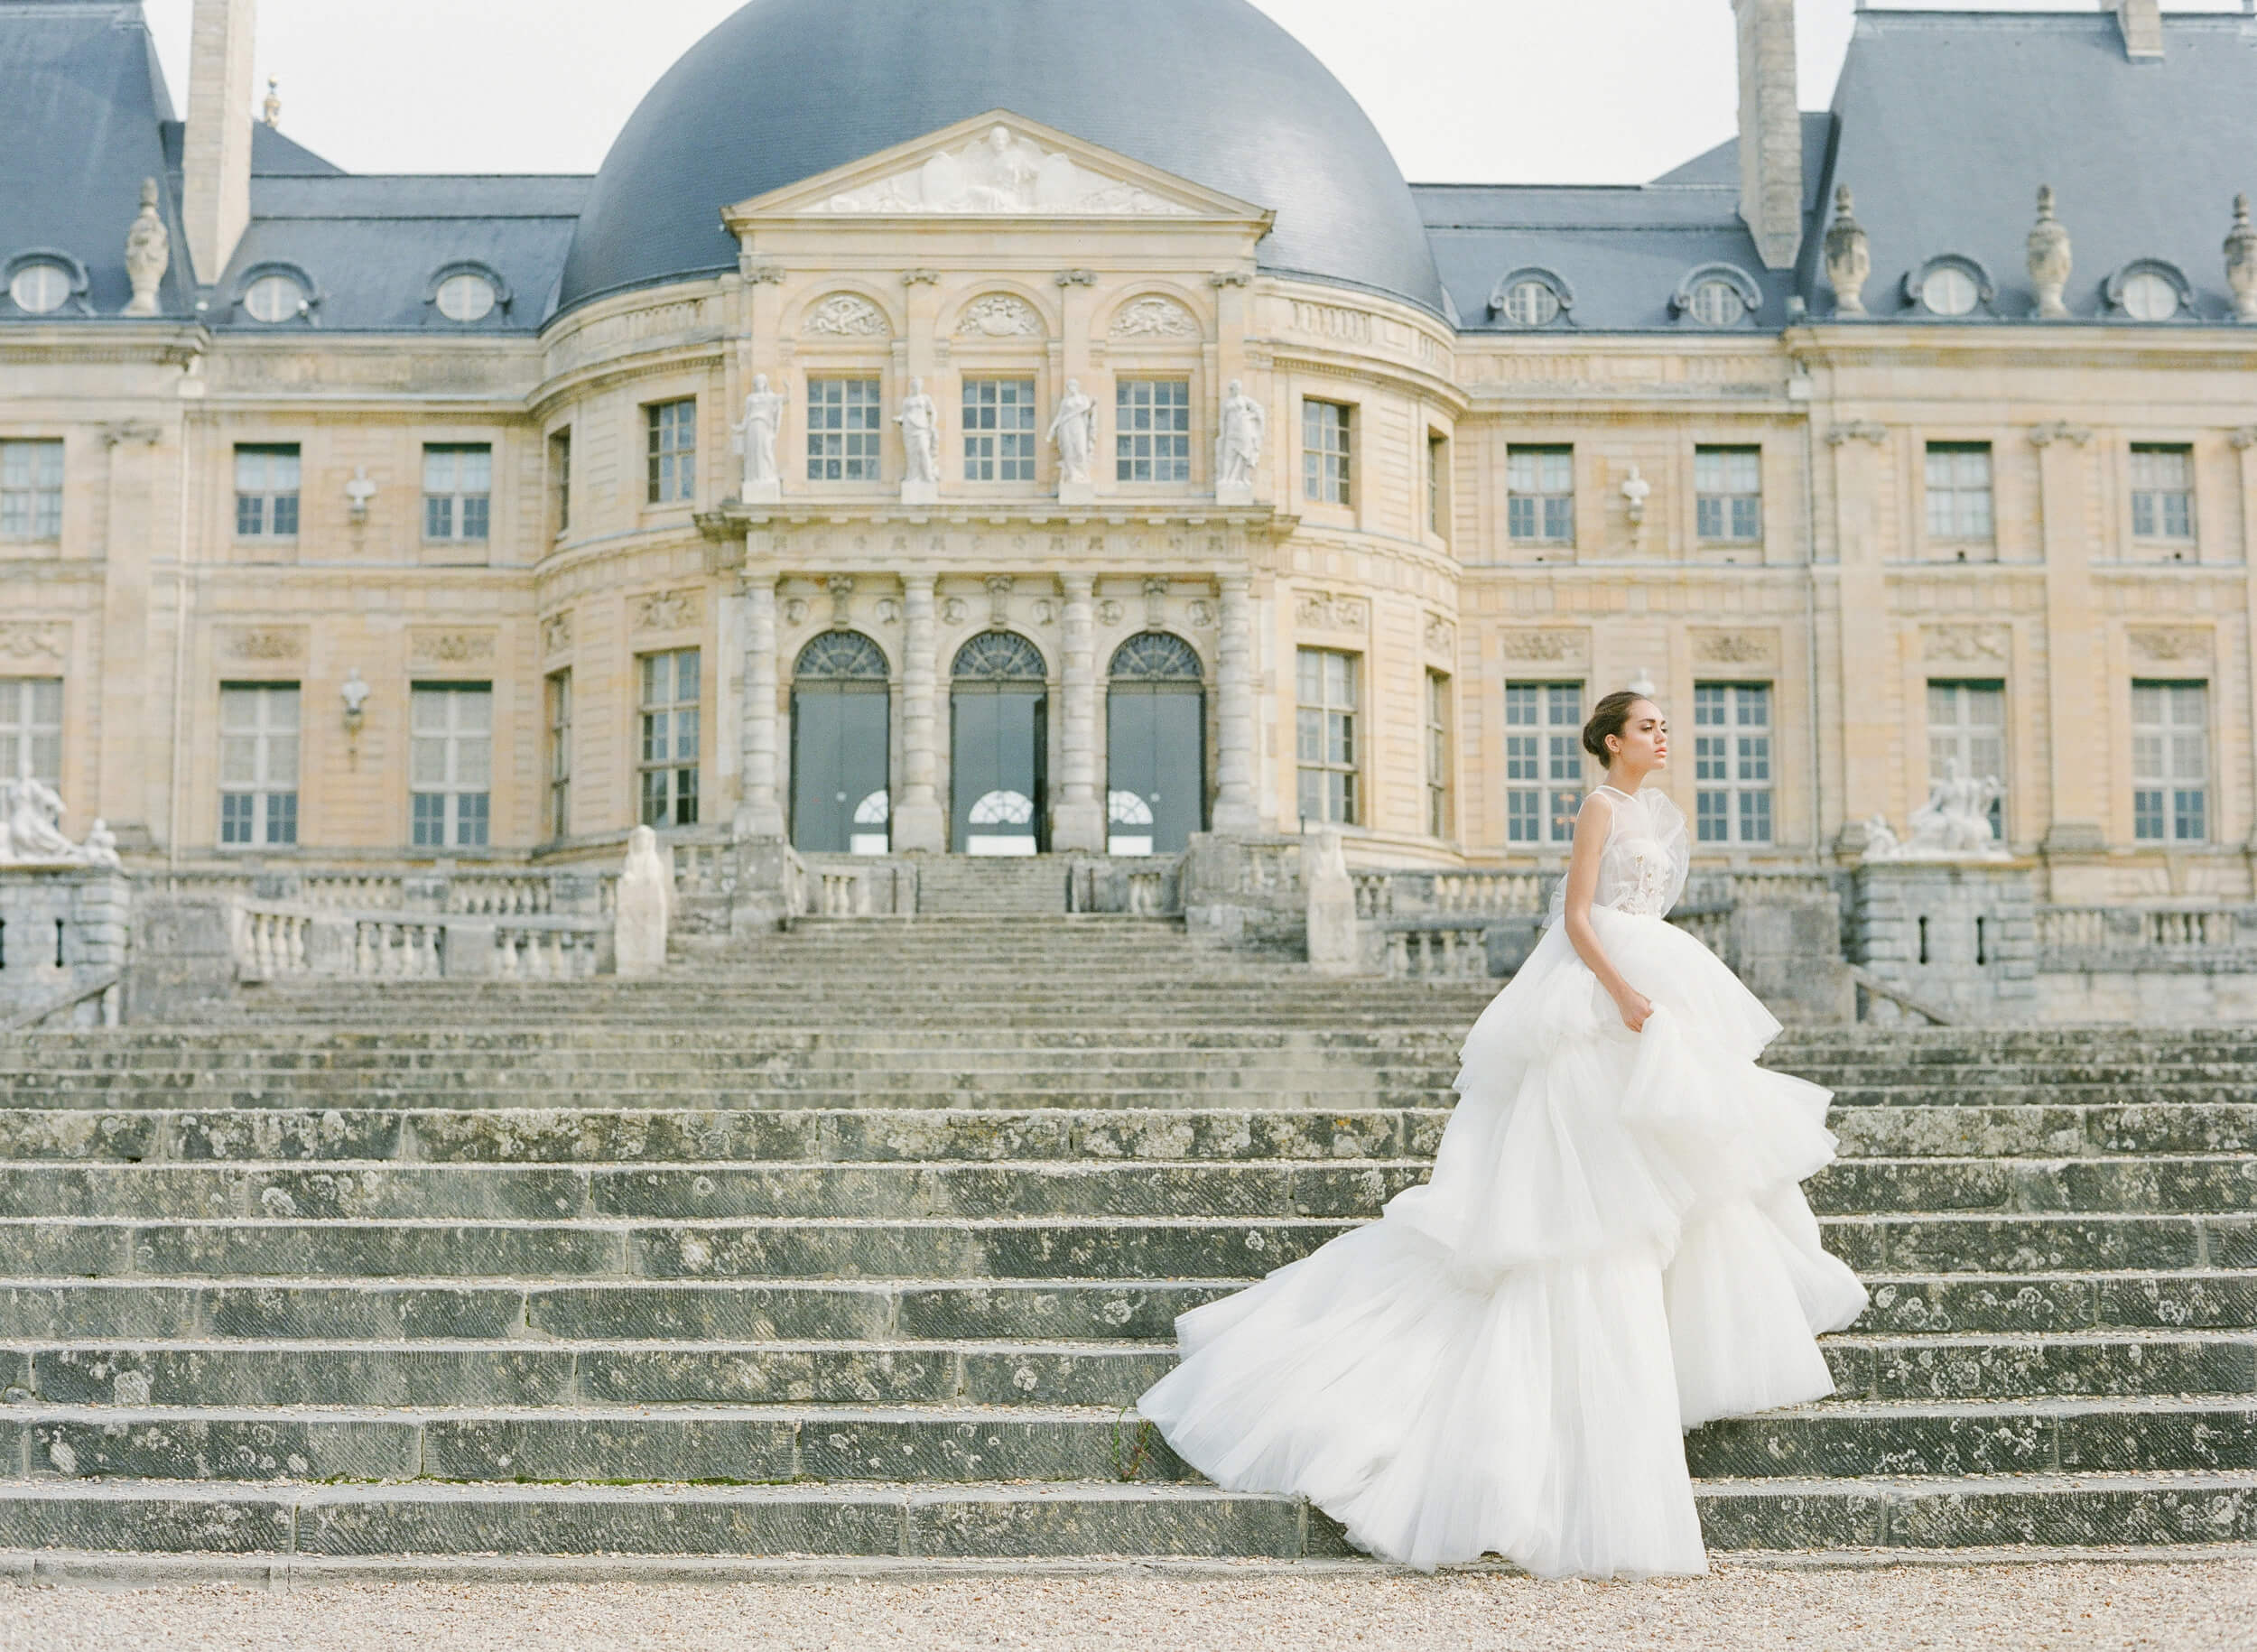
[0,869,132,1031]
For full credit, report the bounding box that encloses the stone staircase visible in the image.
[0,911,2251,1575]
[912,857,1076,915]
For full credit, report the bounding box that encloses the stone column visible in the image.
[894,571,945,852]
[1826,423,1892,846]
[1053,572,1104,851]
[733,563,785,840]
[1212,572,1259,835]
[2033,423,2104,856]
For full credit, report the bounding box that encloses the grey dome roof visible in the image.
[555,0,1442,317]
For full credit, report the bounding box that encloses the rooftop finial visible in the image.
[2227,192,2257,324]
[2028,184,2073,320]
[263,76,282,129]
[1825,184,1871,319]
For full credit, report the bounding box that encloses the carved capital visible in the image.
[2229,427,2257,452]
[738,254,785,284]
[98,422,162,448]
[1208,270,1254,289]
[1824,422,1888,447]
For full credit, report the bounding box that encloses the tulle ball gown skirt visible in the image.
[1136,911,1871,1579]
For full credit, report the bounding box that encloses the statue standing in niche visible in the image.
[1048,377,1095,485]
[732,374,785,496]
[1216,379,1265,493]
[123,178,169,317]
[896,377,940,485]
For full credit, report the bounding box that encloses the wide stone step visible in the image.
[1807,1157,2257,1216]
[0,1084,1457,1115]
[1830,1105,2257,1158]
[1819,1083,2257,1109]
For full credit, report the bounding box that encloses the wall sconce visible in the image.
[1621,464,1650,529]
[346,466,376,525]
[341,667,370,730]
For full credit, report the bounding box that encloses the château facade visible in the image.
[7,0,2257,913]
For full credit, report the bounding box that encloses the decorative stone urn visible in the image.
[2226,193,2257,324]
[1823,186,1871,318]
[122,177,169,318]
[2027,185,2073,320]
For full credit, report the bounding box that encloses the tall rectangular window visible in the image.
[2132,681,2208,843]
[218,684,300,847]
[410,684,492,849]
[234,445,301,538]
[0,677,63,787]
[423,444,492,542]
[1925,442,1993,542]
[1302,400,1351,506]
[0,440,64,541]
[1695,446,1763,543]
[1694,682,1774,845]
[545,669,572,841]
[807,378,882,482]
[1927,681,2006,839]
[1427,433,1448,537]
[1426,671,1453,840]
[646,399,696,505]
[1507,446,1574,543]
[2131,445,2194,542]
[547,429,571,537]
[1504,682,1583,845]
[639,649,701,829]
[1116,379,1191,483]
[1295,647,1358,826]
[962,378,1037,483]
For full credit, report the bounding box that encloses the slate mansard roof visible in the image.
[5,3,2256,338]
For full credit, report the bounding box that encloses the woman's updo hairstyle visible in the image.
[1582,690,1650,765]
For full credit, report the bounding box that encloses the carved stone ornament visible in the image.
[541,612,573,656]
[1922,624,2009,664]
[633,589,704,634]
[1825,422,1888,447]
[1501,630,1587,664]
[957,294,1042,338]
[813,125,1195,217]
[2028,422,2094,449]
[875,597,903,626]
[1140,577,1170,628]
[1294,591,1370,633]
[1693,630,1778,666]
[223,628,305,663]
[2227,194,2257,324]
[803,293,889,337]
[896,378,941,487]
[2027,185,2073,320]
[1425,614,1457,658]
[782,597,811,626]
[901,268,942,286]
[826,575,856,627]
[122,177,169,318]
[942,596,971,626]
[1031,598,1058,627]
[1823,185,1871,319]
[411,631,497,665]
[1095,599,1124,626]
[2128,626,2208,664]
[1186,599,1217,630]
[0,779,122,870]
[985,575,1016,628]
[0,622,68,662]
[1109,295,1199,339]
[345,467,377,524]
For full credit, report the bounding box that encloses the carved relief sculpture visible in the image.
[732,374,786,497]
[1048,378,1096,487]
[2227,195,2257,324]
[0,622,66,662]
[1823,185,1870,318]
[803,293,889,337]
[1215,379,1265,501]
[0,780,121,869]
[1110,296,1199,339]
[896,376,940,496]
[2028,185,2073,320]
[815,125,1194,216]
[123,178,169,318]
[958,294,1043,338]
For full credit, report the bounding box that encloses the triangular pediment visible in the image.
[726,111,1271,224]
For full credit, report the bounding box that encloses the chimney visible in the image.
[181,0,257,285]
[2113,1,2165,61]
[1733,0,1805,271]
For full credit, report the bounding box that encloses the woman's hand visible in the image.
[1615,988,1654,1034]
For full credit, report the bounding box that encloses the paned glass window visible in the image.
[1508,446,1574,543]
[423,444,492,542]
[0,678,62,787]
[1505,682,1583,845]
[807,378,882,483]
[1426,672,1452,840]
[1501,280,1560,328]
[1295,647,1358,826]
[0,441,63,541]
[1925,443,1993,542]
[1116,379,1191,484]
[2132,682,2208,843]
[962,379,1037,483]
[1694,682,1774,845]
[1427,433,1448,536]
[410,684,492,849]
[1927,682,2007,840]
[548,430,571,536]
[646,399,697,505]
[1695,446,1762,543]
[2131,445,2194,541]
[1302,401,1351,506]
[639,649,701,829]
[218,684,300,847]
[545,670,571,841]
[234,445,301,538]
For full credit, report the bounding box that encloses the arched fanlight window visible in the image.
[1902,255,1996,319]
[952,631,1045,682]
[795,630,889,680]
[1109,631,1203,682]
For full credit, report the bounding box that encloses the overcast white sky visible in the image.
[140,1,2248,184]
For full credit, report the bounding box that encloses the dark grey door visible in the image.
[1107,683,1205,854]
[791,684,890,853]
[951,685,1046,854]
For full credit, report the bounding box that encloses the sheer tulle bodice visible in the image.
[1138,782,1867,1579]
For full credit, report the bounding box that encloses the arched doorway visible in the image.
[790,630,892,855]
[1107,632,1206,856]
[951,631,1047,855]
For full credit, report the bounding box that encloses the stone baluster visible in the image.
[735,567,785,840]
[895,572,945,852]
[1212,573,1259,835]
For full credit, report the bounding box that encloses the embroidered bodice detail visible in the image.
[1548,785,1690,923]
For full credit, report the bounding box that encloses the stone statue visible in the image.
[1891,761,2008,859]
[1216,379,1265,493]
[0,778,89,866]
[82,819,122,870]
[732,374,786,495]
[896,376,939,486]
[1620,465,1651,528]
[2226,193,2257,325]
[123,177,169,318]
[1047,377,1095,485]
[613,824,670,978]
[1824,185,1870,319]
[1860,814,1901,860]
[2028,185,2072,320]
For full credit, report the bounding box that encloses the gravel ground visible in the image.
[4,1560,2254,1652]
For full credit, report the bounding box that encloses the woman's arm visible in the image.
[1561,792,1653,1032]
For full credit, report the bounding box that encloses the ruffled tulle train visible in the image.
[1136,910,1870,1578]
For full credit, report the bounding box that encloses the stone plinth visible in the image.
[0,868,132,1026]
[1853,861,2038,1023]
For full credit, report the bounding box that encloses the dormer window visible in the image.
[1671,265,1760,329]
[2106,261,2193,323]
[1906,255,1994,319]
[1488,268,1573,329]
[1688,279,1745,328]
[427,263,510,325]
[7,259,72,316]
[243,271,309,324]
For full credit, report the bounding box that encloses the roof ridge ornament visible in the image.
[1823,185,1870,319]
[2027,185,2073,320]
[2226,194,2257,324]
[263,76,282,129]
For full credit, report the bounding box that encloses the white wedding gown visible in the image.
[1137,784,1870,1578]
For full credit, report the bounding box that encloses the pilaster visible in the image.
[2033,422,2104,853]
[1212,572,1259,835]
[733,560,785,840]
[895,571,945,852]
[1053,571,1104,851]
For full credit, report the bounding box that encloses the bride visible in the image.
[1137,691,1870,1578]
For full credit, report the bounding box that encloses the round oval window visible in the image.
[8,262,70,315]
[1504,280,1559,328]
[2120,271,2179,322]
[244,274,305,323]
[436,272,497,323]
[1920,265,1980,317]
[1688,278,1747,328]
